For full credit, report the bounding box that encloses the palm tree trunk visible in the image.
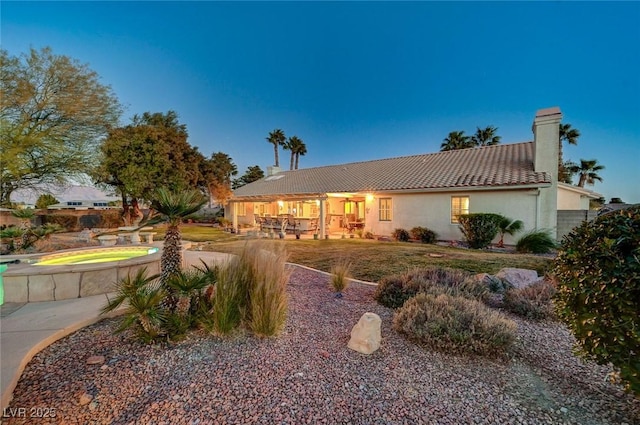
[274,145,279,167]
[295,153,299,170]
[290,152,295,170]
[161,224,183,283]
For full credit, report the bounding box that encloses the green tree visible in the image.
[440,131,474,151]
[150,188,207,284]
[95,111,204,222]
[35,194,59,209]
[558,123,581,183]
[200,152,237,206]
[471,126,501,147]
[0,47,122,206]
[566,159,605,187]
[233,166,265,189]
[266,129,286,167]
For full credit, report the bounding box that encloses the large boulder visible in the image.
[495,268,539,289]
[348,312,382,355]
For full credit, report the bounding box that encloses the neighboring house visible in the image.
[229,107,601,244]
[47,200,118,210]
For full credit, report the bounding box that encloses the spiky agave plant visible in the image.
[101,268,167,342]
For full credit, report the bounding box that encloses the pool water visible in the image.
[35,247,159,266]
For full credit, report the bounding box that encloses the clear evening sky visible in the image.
[2,1,639,203]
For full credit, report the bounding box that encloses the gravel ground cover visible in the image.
[5,266,639,425]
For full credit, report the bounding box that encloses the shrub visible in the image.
[393,293,517,356]
[516,229,556,254]
[364,231,375,239]
[392,228,410,242]
[42,214,78,231]
[503,280,557,321]
[211,258,247,335]
[496,216,524,247]
[101,268,167,343]
[374,267,488,309]
[247,245,289,337]
[410,226,438,244]
[458,213,503,249]
[35,194,59,209]
[553,205,640,395]
[99,210,124,228]
[330,259,352,295]
[485,275,513,294]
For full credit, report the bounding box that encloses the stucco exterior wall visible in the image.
[366,189,541,244]
[557,186,591,210]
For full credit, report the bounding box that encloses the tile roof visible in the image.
[232,141,551,199]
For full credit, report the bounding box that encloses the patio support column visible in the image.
[319,199,326,239]
[231,202,238,231]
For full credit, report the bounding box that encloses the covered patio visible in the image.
[227,192,370,239]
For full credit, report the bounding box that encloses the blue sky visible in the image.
[3,1,639,203]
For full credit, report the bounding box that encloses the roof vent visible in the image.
[266,166,281,176]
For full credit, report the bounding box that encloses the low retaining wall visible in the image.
[2,251,161,303]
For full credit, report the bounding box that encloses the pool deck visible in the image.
[0,249,233,411]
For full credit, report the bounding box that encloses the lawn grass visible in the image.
[167,225,552,282]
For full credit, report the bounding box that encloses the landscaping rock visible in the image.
[495,268,539,289]
[347,312,382,355]
[86,355,106,365]
[79,393,93,406]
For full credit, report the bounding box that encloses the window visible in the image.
[451,196,469,224]
[379,198,392,221]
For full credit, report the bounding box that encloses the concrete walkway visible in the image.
[0,250,232,410]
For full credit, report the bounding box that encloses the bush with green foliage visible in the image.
[35,194,59,209]
[516,229,556,254]
[374,267,488,309]
[392,228,410,242]
[503,280,557,321]
[42,214,78,231]
[553,205,640,395]
[393,293,517,356]
[410,226,438,244]
[364,231,375,239]
[458,213,503,249]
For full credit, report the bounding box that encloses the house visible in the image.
[229,107,601,244]
[47,200,118,210]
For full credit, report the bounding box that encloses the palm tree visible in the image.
[496,216,524,248]
[283,138,295,170]
[568,159,605,187]
[150,188,208,283]
[558,123,581,183]
[266,129,286,168]
[471,126,501,147]
[440,131,473,151]
[292,138,307,170]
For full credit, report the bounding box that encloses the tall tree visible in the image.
[558,123,581,183]
[95,111,203,223]
[471,126,501,147]
[286,136,306,170]
[233,166,264,189]
[0,47,122,206]
[440,131,473,151]
[200,152,237,206]
[283,137,295,171]
[294,139,307,170]
[266,129,286,168]
[566,159,605,187]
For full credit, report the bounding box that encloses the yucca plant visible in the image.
[149,187,207,284]
[496,217,524,248]
[164,269,209,317]
[330,258,352,298]
[11,209,35,248]
[101,268,167,342]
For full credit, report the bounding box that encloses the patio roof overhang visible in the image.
[229,193,329,203]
